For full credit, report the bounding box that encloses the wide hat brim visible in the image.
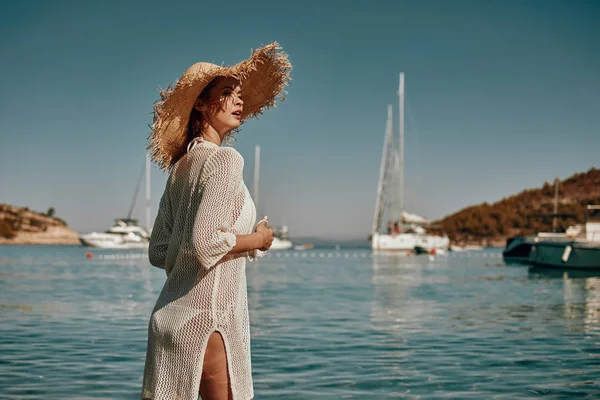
[148,42,292,171]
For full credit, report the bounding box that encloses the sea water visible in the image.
[1,246,598,399]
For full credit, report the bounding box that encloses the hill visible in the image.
[0,204,80,245]
[434,167,600,247]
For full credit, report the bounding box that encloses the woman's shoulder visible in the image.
[182,145,245,184]
[183,143,243,169]
[204,146,244,170]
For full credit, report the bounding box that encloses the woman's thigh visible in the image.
[199,332,232,400]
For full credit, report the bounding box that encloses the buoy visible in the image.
[85,252,93,259]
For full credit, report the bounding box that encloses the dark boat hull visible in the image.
[529,241,600,270]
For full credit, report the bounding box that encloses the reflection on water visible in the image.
[584,278,600,334]
[370,254,444,339]
[529,267,600,335]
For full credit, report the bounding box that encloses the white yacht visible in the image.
[370,73,450,253]
[80,218,150,249]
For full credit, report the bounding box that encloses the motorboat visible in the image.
[80,218,150,249]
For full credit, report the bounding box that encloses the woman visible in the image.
[142,43,292,400]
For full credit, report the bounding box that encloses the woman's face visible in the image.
[197,77,243,135]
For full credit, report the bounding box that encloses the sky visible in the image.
[0,0,598,239]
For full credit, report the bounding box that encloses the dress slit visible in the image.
[196,329,236,399]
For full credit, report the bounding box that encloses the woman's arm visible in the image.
[230,219,274,255]
[192,147,270,268]
[228,232,268,255]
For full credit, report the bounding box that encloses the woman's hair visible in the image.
[187,78,218,144]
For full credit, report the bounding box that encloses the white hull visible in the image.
[371,232,449,252]
[80,233,149,249]
[81,240,149,249]
[270,237,293,250]
[80,218,151,250]
[371,232,417,251]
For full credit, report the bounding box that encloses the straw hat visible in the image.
[148,42,292,171]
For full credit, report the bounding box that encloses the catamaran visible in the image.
[370,73,450,253]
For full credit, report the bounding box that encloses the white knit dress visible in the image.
[142,139,262,400]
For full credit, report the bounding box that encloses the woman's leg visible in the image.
[199,332,233,400]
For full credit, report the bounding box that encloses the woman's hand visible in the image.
[255,219,274,251]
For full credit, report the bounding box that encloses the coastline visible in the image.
[0,204,80,245]
[0,226,80,245]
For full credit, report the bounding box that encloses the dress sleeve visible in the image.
[192,147,244,269]
[148,185,173,269]
[247,249,267,262]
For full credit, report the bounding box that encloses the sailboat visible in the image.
[79,153,152,249]
[370,73,450,253]
[252,145,293,250]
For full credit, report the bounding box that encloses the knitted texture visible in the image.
[142,140,262,399]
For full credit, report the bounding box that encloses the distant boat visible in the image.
[370,73,449,253]
[529,240,600,270]
[462,245,484,251]
[448,245,467,252]
[80,218,150,249]
[502,232,571,264]
[529,205,600,270]
[503,179,575,264]
[80,152,152,250]
[270,225,293,250]
[502,178,584,264]
[294,243,315,251]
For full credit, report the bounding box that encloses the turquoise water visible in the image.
[1,246,599,399]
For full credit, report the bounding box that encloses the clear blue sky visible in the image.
[1,0,598,239]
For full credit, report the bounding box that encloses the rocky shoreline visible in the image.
[0,204,80,245]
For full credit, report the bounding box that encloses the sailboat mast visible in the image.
[398,72,405,225]
[127,158,145,220]
[553,177,559,232]
[372,105,393,233]
[145,151,151,232]
[253,145,260,211]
